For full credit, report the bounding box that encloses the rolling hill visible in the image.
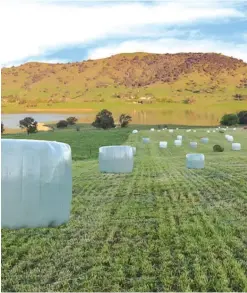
[1,52,247,124]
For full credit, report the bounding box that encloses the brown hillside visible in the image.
[1,52,247,109]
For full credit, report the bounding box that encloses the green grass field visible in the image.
[1,126,247,292]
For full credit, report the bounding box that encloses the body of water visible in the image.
[1,113,94,129]
[1,109,219,129]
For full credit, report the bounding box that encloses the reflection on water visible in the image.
[1,113,94,129]
[128,109,218,125]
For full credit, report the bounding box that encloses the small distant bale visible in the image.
[143,138,150,144]
[174,140,182,146]
[190,142,197,148]
[213,145,224,152]
[201,137,209,143]
[159,141,168,148]
[232,143,241,151]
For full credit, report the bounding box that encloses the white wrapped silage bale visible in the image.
[1,139,72,229]
[174,140,182,146]
[233,128,236,131]
[190,142,197,148]
[150,128,155,131]
[201,137,209,143]
[186,129,191,132]
[186,154,205,169]
[169,129,174,133]
[157,130,161,132]
[193,130,196,133]
[159,141,168,148]
[162,128,165,130]
[132,130,138,134]
[232,143,241,151]
[213,130,216,133]
[132,147,136,155]
[177,135,182,141]
[99,146,133,173]
[143,137,150,144]
[227,135,234,142]
[225,134,230,139]
[207,130,211,133]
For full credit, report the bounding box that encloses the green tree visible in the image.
[92,109,115,129]
[57,120,69,128]
[66,117,78,125]
[1,122,5,134]
[119,114,132,128]
[220,113,239,126]
[19,117,38,134]
[237,111,247,125]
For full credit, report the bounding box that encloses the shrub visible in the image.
[237,111,247,125]
[76,126,80,131]
[66,117,78,125]
[92,109,115,129]
[220,113,239,126]
[213,145,224,152]
[1,122,4,134]
[19,117,38,134]
[57,120,68,128]
[119,114,132,128]
[219,129,225,133]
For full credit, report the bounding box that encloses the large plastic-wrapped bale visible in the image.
[186,154,205,169]
[174,140,182,146]
[225,134,230,139]
[193,130,196,133]
[207,130,211,133]
[150,128,155,131]
[132,147,136,155]
[201,137,209,143]
[190,142,197,148]
[169,129,174,133]
[99,146,133,173]
[233,128,236,131]
[159,141,168,148]
[232,143,241,151]
[142,137,150,144]
[186,129,191,132]
[1,139,72,229]
[177,135,182,141]
[132,130,138,134]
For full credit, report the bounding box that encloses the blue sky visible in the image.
[1,0,247,67]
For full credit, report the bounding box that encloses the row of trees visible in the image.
[1,110,131,134]
[220,111,247,126]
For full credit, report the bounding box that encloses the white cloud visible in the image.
[1,0,245,66]
[87,38,247,62]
